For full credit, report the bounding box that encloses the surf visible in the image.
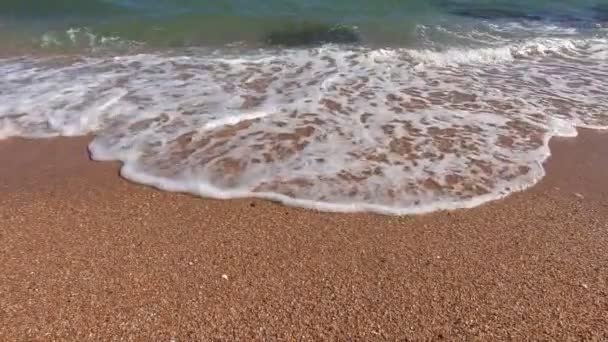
[1,35,607,213]
[1,0,607,214]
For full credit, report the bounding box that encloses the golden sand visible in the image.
[0,130,607,340]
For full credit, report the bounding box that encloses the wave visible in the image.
[22,19,604,57]
[39,27,142,51]
[29,19,364,52]
[1,37,607,214]
[404,37,607,66]
[1,0,606,52]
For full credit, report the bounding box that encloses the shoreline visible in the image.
[1,129,607,339]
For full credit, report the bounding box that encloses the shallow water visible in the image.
[1,1,607,213]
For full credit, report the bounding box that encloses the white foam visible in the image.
[405,37,597,67]
[203,111,276,131]
[1,37,608,214]
[40,27,143,51]
[549,117,578,137]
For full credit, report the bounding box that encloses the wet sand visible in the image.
[0,129,607,340]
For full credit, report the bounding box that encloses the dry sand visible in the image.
[0,129,607,340]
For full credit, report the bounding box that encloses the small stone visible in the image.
[188,261,193,266]
[222,274,229,280]
[574,193,584,199]
[581,283,589,289]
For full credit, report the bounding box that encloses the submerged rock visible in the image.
[264,23,360,47]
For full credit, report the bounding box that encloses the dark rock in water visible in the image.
[435,0,543,21]
[449,8,543,21]
[440,0,608,25]
[265,23,360,47]
[454,9,543,21]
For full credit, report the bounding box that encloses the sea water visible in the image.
[1,0,607,214]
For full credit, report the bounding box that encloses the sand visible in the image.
[0,129,607,340]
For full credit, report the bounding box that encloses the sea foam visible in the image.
[1,38,607,214]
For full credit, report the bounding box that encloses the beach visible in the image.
[2,0,608,339]
[1,129,606,340]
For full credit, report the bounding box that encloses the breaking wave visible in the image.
[1,36,607,214]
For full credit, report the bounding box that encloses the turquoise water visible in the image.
[1,0,607,50]
[1,1,607,214]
